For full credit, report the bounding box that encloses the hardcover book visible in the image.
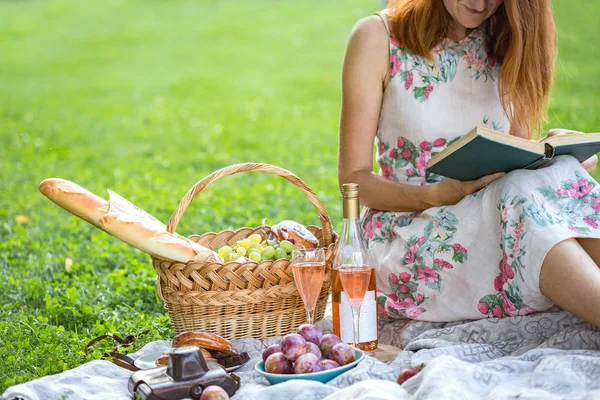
[426,126,600,181]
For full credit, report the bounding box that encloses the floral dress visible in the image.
[365,12,600,322]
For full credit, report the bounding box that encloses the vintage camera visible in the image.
[128,346,240,400]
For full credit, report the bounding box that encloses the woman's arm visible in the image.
[338,16,434,211]
[338,17,505,212]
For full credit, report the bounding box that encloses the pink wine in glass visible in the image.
[337,266,372,309]
[293,262,326,323]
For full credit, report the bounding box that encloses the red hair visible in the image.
[387,0,556,138]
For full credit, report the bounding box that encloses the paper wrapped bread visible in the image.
[39,178,220,264]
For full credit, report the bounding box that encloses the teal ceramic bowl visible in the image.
[255,348,365,385]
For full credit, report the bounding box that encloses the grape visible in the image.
[279,240,295,254]
[329,343,355,366]
[248,252,261,262]
[199,385,229,400]
[217,246,232,260]
[226,253,239,262]
[265,352,293,374]
[274,248,288,260]
[261,245,275,259]
[318,334,343,359]
[320,359,340,371]
[304,342,322,359]
[293,353,322,374]
[249,233,262,243]
[262,344,282,362]
[280,334,307,361]
[218,234,315,263]
[296,324,323,346]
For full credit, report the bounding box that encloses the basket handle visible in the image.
[166,163,334,247]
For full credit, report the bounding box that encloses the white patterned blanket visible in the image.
[3,309,600,400]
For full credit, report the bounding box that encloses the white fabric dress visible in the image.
[364,12,600,322]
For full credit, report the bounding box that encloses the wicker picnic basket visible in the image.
[152,163,337,341]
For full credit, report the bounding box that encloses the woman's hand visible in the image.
[539,128,584,142]
[582,155,599,173]
[541,128,597,172]
[428,172,506,206]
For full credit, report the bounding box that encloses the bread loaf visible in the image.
[97,212,219,263]
[39,178,220,264]
[38,178,109,229]
[171,331,239,358]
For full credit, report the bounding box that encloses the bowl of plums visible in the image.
[255,324,365,385]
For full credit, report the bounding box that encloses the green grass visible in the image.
[0,0,598,391]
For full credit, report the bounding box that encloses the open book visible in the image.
[426,126,600,181]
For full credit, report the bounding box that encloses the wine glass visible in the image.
[291,248,326,325]
[334,261,373,348]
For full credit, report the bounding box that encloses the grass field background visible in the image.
[1,0,598,390]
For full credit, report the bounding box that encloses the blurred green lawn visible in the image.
[1,0,598,390]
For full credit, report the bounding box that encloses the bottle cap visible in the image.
[341,183,359,199]
[341,183,359,218]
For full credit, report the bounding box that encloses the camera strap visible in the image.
[84,331,149,372]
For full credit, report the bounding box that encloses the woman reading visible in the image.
[338,0,600,326]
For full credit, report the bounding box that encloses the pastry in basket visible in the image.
[270,220,319,249]
[172,331,239,358]
[155,331,249,369]
[155,348,213,367]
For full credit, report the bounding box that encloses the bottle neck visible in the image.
[340,196,364,247]
[341,217,363,234]
[337,215,370,267]
[342,197,360,219]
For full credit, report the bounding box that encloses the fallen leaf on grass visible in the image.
[15,215,29,224]
[65,257,73,273]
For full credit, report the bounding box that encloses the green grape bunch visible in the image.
[216,233,297,263]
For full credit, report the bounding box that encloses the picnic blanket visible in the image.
[3,308,600,400]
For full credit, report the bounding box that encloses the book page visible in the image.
[546,132,600,147]
[478,126,543,153]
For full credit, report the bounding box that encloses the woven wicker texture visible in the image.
[153,163,337,341]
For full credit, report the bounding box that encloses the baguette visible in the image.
[38,178,109,229]
[39,178,220,264]
[97,212,219,263]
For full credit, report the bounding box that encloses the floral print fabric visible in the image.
[389,28,498,103]
[477,170,600,318]
[365,12,600,322]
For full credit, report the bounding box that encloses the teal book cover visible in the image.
[427,126,600,181]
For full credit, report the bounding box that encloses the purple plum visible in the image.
[199,385,229,400]
[262,344,282,362]
[280,333,307,361]
[320,359,341,371]
[305,342,322,359]
[319,334,343,359]
[296,324,323,345]
[329,342,355,366]
[293,353,322,374]
[265,352,294,374]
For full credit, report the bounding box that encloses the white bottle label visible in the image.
[340,290,377,342]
